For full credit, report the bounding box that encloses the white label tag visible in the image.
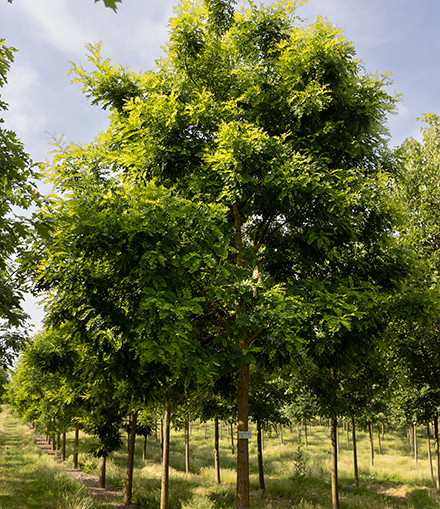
[239,431,252,439]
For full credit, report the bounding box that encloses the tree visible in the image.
[391,113,440,490]
[66,2,401,507]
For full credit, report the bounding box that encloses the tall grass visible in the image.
[6,410,440,509]
[0,406,100,509]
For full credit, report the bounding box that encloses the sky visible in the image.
[1,0,440,332]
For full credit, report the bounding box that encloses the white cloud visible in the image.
[1,62,47,140]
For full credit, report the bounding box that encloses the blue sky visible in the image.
[1,0,439,330]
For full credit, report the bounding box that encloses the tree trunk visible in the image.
[336,420,339,455]
[257,419,265,493]
[214,416,221,484]
[414,425,417,467]
[124,410,138,506]
[351,416,359,488]
[231,422,235,455]
[331,415,340,509]
[185,420,190,474]
[279,424,283,445]
[143,434,148,461]
[99,455,106,489]
[369,422,374,466]
[236,361,250,509]
[57,434,60,452]
[377,426,381,455]
[160,418,164,457]
[62,432,66,462]
[428,424,434,483]
[73,423,79,469]
[160,398,171,509]
[434,414,440,492]
[304,420,308,448]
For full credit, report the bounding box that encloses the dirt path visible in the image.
[33,432,128,508]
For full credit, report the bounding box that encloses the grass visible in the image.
[0,406,107,509]
[3,409,440,509]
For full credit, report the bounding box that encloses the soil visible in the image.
[33,433,130,508]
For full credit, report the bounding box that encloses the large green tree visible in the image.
[391,113,440,491]
[64,1,402,507]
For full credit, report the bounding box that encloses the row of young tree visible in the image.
[3,1,440,509]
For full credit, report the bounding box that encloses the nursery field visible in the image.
[1,405,439,509]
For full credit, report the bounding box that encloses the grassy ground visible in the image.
[0,406,104,509]
[64,418,440,509]
[3,407,440,509]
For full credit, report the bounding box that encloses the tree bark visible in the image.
[414,425,417,467]
[428,424,434,483]
[304,420,308,448]
[257,419,265,493]
[351,416,359,488]
[377,426,381,455]
[331,415,340,509]
[62,432,66,462]
[214,416,221,484]
[99,455,106,489]
[124,410,138,505]
[231,422,235,455]
[368,422,374,466]
[185,420,190,474]
[160,398,171,509]
[73,423,79,469]
[434,415,440,492]
[143,434,148,461]
[279,424,283,446]
[236,361,250,509]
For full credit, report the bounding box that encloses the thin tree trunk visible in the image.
[99,456,106,489]
[214,416,221,484]
[304,420,308,448]
[377,426,381,455]
[62,432,66,462]
[185,420,190,474]
[331,415,340,509]
[434,414,440,492]
[351,416,359,488]
[414,425,417,467]
[160,398,171,509]
[296,422,300,439]
[143,434,148,461]
[369,422,374,466]
[160,418,164,457]
[236,361,250,509]
[336,420,339,455]
[279,424,283,445]
[57,434,60,452]
[257,419,265,493]
[428,424,434,483]
[73,423,79,469]
[124,410,138,505]
[231,422,235,455]
[204,422,207,439]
